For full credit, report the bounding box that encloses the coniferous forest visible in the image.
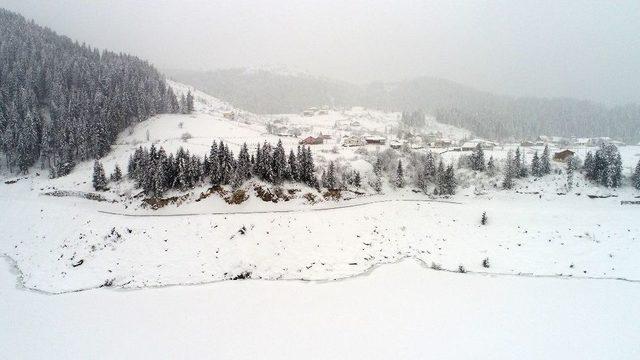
[0,9,180,176]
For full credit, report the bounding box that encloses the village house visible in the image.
[299,136,323,145]
[553,149,575,162]
[222,111,235,120]
[390,140,403,149]
[432,139,453,148]
[364,135,386,145]
[342,136,365,147]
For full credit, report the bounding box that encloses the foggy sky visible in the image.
[1,0,639,105]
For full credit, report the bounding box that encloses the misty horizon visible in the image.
[1,0,639,106]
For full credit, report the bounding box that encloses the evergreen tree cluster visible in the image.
[0,9,180,176]
[583,143,623,188]
[502,146,552,189]
[435,160,457,195]
[530,145,551,177]
[470,144,486,171]
[124,140,318,196]
[412,151,456,195]
[92,160,108,191]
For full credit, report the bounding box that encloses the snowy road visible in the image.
[97,197,462,217]
[2,257,639,359]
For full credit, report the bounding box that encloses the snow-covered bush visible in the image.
[181,132,193,142]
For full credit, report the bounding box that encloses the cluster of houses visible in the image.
[302,106,330,117]
[299,133,332,145]
[522,136,626,148]
[342,135,386,147]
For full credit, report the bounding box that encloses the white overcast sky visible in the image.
[1,0,639,105]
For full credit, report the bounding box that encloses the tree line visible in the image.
[0,9,183,177]
[93,140,319,196]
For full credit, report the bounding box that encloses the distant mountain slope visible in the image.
[166,68,362,114]
[167,68,640,142]
[0,8,179,175]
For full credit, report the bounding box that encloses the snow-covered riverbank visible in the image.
[1,257,639,359]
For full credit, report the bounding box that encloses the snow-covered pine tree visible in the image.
[591,143,622,188]
[186,90,194,113]
[519,151,528,178]
[272,140,287,184]
[443,164,457,195]
[593,149,607,185]
[486,156,496,176]
[175,147,190,190]
[514,147,522,177]
[531,151,541,177]
[424,151,436,179]
[435,160,445,194]
[152,147,168,196]
[253,143,263,178]
[583,151,595,180]
[369,173,382,193]
[230,166,244,189]
[92,160,108,191]
[166,153,177,189]
[288,149,298,182]
[301,146,316,187]
[354,171,361,188]
[261,141,274,183]
[633,159,640,190]
[325,161,337,190]
[179,94,188,114]
[237,142,251,181]
[373,156,383,177]
[395,159,405,188]
[221,150,233,185]
[541,145,551,175]
[110,164,123,182]
[209,141,221,186]
[202,153,211,177]
[192,154,204,187]
[471,143,485,171]
[416,163,429,194]
[502,150,515,189]
[566,155,576,192]
[608,152,623,188]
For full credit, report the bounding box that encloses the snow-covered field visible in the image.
[2,257,639,359]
